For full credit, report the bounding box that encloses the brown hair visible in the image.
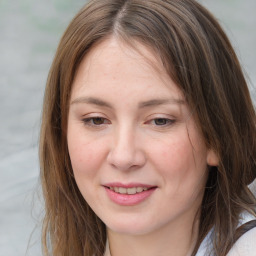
[40,0,256,255]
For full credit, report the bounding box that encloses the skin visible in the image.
[67,37,218,256]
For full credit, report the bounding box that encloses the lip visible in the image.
[103,182,157,206]
[104,182,155,188]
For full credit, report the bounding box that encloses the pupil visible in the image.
[93,118,104,125]
[155,118,167,125]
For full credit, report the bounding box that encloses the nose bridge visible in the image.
[107,123,145,170]
[116,124,135,151]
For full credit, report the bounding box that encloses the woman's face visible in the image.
[67,37,218,236]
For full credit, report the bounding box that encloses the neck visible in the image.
[106,216,199,256]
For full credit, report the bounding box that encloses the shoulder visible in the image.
[196,229,214,256]
[103,239,111,256]
[227,211,256,256]
[196,211,256,256]
[227,226,256,256]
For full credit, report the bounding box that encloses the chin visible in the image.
[105,217,158,236]
[109,225,152,236]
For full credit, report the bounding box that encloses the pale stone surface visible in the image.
[0,1,86,255]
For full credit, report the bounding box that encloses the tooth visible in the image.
[127,188,137,195]
[136,187,143,193]
[112,186,150,194]
[118,187,127,194]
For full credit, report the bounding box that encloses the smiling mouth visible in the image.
[105,186,155,195]
[104,184,157,205]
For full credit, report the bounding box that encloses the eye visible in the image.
[82,117,110,126]
[154,118,170,125]
[147,118,175,126]
[154,118,175,126]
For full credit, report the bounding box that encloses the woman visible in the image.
[40,0,256,255]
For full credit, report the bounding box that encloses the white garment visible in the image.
[104,212,256,256]
[196,211,256,256]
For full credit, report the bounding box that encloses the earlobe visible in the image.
[207,149,219,166]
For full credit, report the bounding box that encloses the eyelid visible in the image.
[81,113,111,127]
[83,116,110,122]
[147,118,175,125]
[81,112,109,120]
[145,113,176,121]
[145,114,176,126]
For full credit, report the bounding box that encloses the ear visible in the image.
[206,149,219,166]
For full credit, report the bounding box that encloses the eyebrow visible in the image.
[70,96,185,108]
[138,98,185,108]
[71,97,113,108]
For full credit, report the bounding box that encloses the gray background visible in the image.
[0,1,255,255]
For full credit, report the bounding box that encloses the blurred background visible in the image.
[0,0,255,255]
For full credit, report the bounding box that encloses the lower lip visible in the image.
[104,187,156,206]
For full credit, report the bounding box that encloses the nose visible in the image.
[107,126,146,171]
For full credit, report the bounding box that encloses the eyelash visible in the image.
[82,117,110,127]
[82,117,175,127]
[147,118,175,126]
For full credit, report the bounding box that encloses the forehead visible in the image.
[71,36,183,102]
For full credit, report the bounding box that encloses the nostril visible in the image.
[107,149,136,171]
[107,144,146,171]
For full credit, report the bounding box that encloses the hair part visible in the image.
[40,0,256,255]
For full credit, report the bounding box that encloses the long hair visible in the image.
[39,0,256,255]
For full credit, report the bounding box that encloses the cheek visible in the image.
[151,140,208,216]
[67,129,107,180]
[149,134,208,190]
[67,131,110,206]
[150,137,193,176]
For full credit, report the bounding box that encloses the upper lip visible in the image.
[103,182,156,188]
